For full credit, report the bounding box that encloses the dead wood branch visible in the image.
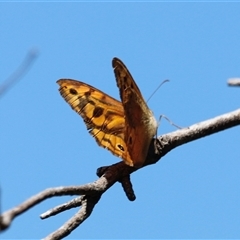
[0,108,239,239]
[228,78,240,86]
[0,48,39,98]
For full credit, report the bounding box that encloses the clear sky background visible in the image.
[1,2,240,239]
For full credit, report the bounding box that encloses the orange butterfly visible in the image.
[57,58,157,168]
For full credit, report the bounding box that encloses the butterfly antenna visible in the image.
[147,79,170,103]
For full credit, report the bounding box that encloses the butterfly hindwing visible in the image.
[112,58,158,167]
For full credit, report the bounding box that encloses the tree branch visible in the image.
[228,78,240,86]
[0,108,239,239]
[146,108,240,165]
[0,48,39,98]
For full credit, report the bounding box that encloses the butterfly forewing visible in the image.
[57,79,133,166]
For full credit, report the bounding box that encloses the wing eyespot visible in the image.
[117,144,125,152]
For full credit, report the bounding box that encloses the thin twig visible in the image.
[227,78,240,86]
[44,195,100,240]
[0,48,39,98]
[41,196,85,219]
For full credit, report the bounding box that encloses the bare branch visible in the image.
[0,108,239,239]
[44,195,100,240]
[0,48,39,98]
[119,175,136,201]
[0,183,106,231]
[150,108,240,164]
[227,78,240,86]
[41,196,85,219]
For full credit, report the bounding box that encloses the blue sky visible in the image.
[1,2,240,239]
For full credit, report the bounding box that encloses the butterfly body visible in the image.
[57,58,157,168]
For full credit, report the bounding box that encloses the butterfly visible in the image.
[57,58,157,168]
